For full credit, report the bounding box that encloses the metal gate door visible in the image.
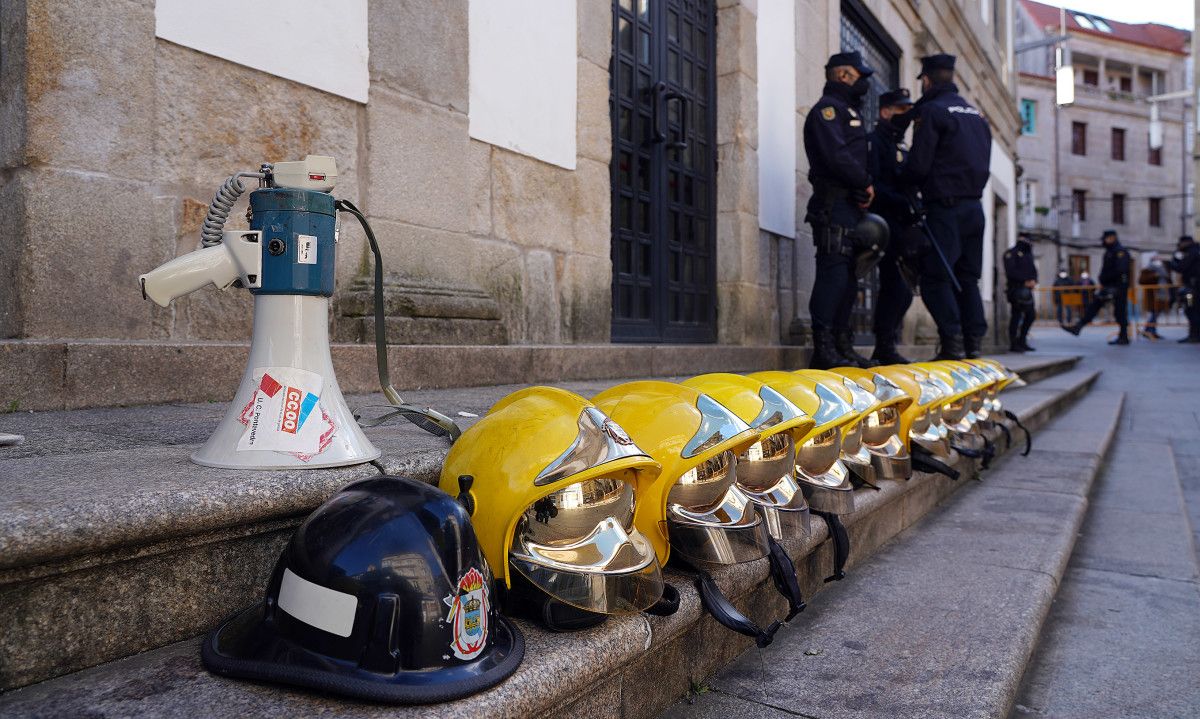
[611,0,717,343]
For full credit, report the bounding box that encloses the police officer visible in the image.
[1166,235,1200,343]
[902,54,993,360]
[803,50,876,369]
[1063,230,1131,344]
[867,88,917,364]
[1003,235,1038,352]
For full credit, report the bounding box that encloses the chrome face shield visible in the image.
[665,452,770,567]
[870,374,907,404]
[862,405,910,479]
[795,428,854,513]
[511,477,664,614]
[912,407,951,457]
[796,428,842,479]
[840,419,876,484]
[535,407,651,486]
[736,433,809,539]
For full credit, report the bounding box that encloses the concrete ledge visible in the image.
[0,340,937,412]
[0,444,989,716]
[0,359,1081,692]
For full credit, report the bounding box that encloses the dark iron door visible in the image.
[840,0,900,342]
[611,0,717,343]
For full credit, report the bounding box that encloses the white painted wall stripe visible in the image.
[155,0,369,104]
[757,0,798,238]
[468,0,578,170]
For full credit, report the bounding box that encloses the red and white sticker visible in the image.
[443,567,489,661]
[237,367,330,456]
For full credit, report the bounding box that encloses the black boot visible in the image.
[963,335,982,359]
[872,333,911,364]
[835,330,878,368]
[934,334,966,360]
[1019,339,1036,352]
[1061,322,1082,336]
[810,329,854,369]
[1108,331,1129,345]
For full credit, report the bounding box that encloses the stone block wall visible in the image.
[0,0,1020,351]
[0,0,618,345]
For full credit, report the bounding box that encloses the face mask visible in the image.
[850,77,871,98]
[890,113,913,131]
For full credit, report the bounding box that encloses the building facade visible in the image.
[1014,0,1191,282]
[0,0,1019,401]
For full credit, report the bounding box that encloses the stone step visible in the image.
[0,360,1081,692]
[659,382,1123,719]
[0,366,1092,716]
[985,351,1080,385]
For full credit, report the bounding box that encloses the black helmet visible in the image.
[202,476,524,704]
[853,213,891,277]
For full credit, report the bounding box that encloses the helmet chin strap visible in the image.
[810,511,850,583]
[694,570,783,648]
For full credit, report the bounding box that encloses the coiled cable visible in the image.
[200,172,265,246]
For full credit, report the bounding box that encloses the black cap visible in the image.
[879,88,913,107]
[1180,235,1195,245]
[826,50,874,77]
[1102,229,1118,239]
[918,54,956,78]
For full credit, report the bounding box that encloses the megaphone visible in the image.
[140,156,458,470]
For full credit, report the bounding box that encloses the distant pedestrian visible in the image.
[1138,254,1169,340]
[1003,236,1037,352]
[1165,235,1199,343]
[1052,269,1073,324]
[1062,230,1131,345]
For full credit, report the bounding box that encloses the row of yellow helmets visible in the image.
[439,358,1024,623]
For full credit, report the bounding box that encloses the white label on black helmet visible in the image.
[278,568,357,637]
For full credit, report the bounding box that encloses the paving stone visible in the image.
[1012,568,1200,719]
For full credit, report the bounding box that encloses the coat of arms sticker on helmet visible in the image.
[444,567,489,660]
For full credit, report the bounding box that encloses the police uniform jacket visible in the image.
[1098,242,1132,289]
[1167,244,1200,288]
[1003,240,1038,287]
[902,83,992,202]
[804,81,870,221]
[867,119,912,228]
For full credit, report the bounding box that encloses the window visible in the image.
[1020,99,1037,135]
[1069,254,1090,279]
[1083,69,1099,86]
[1111,128,1125,161]
[1119,76,1132,93]
[1073,189,1087,222]
[1072,122,1087,155]
[1149,198,1162,227]
[1149,144,1162,166]
[1073,14,1095,30]
[1112,193,1125,224]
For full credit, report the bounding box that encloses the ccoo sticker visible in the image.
[443,567,489,661]
[236,367,334,459]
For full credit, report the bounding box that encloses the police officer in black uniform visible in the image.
[1166,235,1200,343]
[867,88,917,364]
[1003,235,1038,352]
[902,54,993,360]
[1063,229,1131,344]
[803,50,876,369]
